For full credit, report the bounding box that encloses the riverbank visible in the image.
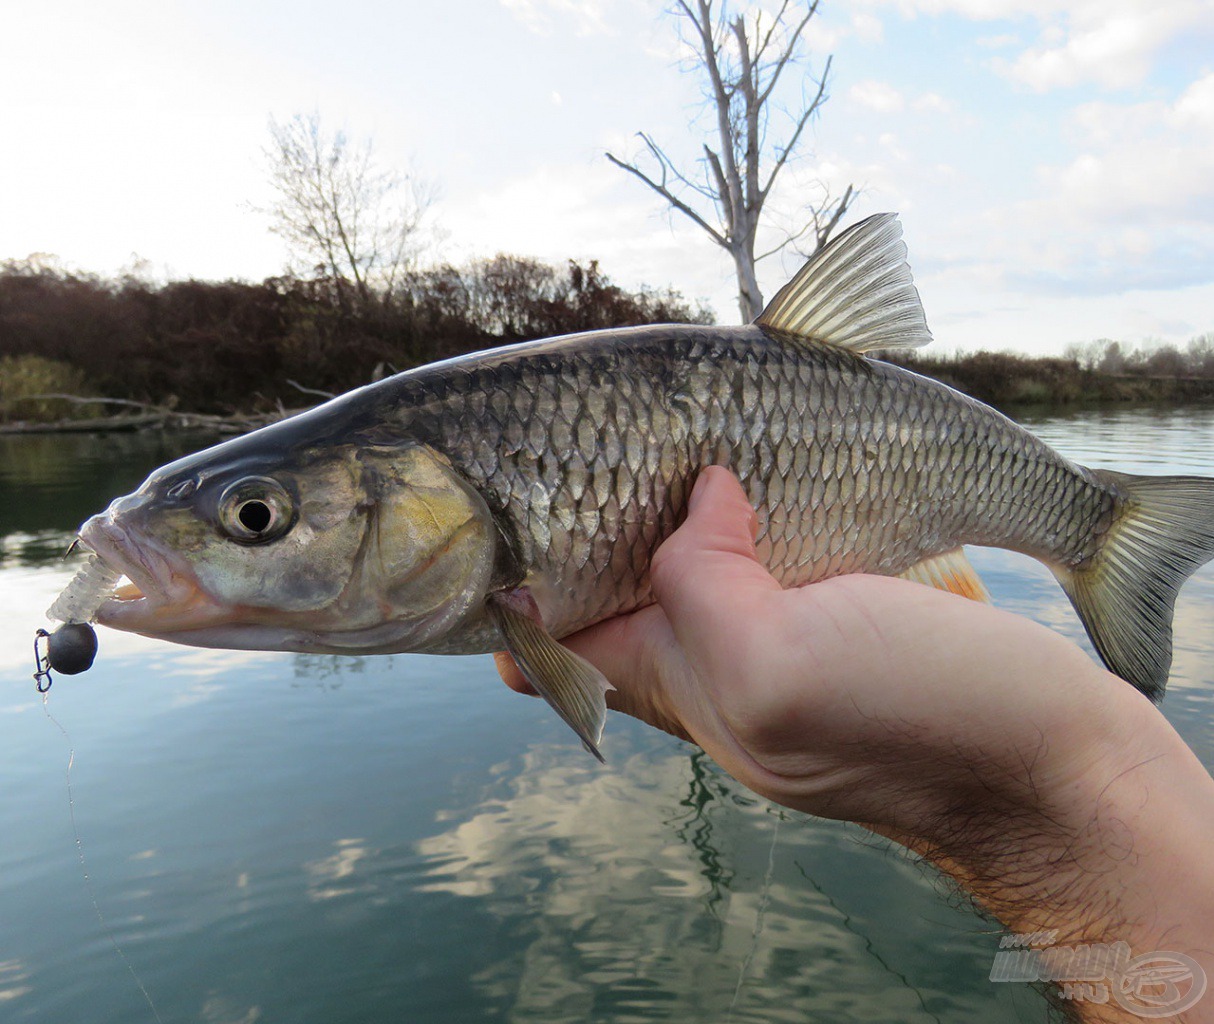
[4,260,1210,427]
[5,350,1214,435]
[884,351,1214,414]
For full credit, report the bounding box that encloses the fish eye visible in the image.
[218,477,295,544]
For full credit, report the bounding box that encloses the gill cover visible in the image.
[350,443,498,646]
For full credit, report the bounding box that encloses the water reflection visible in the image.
[670,748,742,918]
[2,411,1213,1024]
[305,838,374,902]
[413,741,1010,1022]
[0,959,33,1003]
[0,431,218,542]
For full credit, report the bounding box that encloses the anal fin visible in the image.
[899,549,991,603]
[487,587,613,762]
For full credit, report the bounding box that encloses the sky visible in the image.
[2,0,1212,356]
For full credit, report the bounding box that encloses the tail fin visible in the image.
[1053,471,1214,701]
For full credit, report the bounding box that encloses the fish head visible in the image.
[80,433,498,654]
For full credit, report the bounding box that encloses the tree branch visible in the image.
[813,182,854,250]
[759,53,831,203]
[704,145,734,232]
[605,151,727,246]
[756,1,820,108]
[608,0,850,318]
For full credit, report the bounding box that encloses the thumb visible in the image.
[650,467,782,662]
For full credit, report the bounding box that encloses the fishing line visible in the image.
[40,694,165,1024]
[725,810,781,1023]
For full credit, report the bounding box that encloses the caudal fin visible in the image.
[1054,471,1214,701]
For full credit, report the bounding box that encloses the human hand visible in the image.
[500,466,1145,839]
[497,467,1214,1006]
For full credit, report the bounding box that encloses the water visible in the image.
[2,409,1212,1024]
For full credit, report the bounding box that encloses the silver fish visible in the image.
[52,214,1214,758]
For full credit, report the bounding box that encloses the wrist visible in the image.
[910,680,1214,1020]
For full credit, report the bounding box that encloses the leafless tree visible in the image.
[607,0,854,321]
[264,113,430,309]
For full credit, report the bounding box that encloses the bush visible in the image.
[0,354,99,422]
[0,257,713,414]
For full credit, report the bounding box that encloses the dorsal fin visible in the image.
[755,213,932,354]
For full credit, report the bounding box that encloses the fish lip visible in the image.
[78,518,161,600]
[78,516,210,630]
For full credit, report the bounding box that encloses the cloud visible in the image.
[1047,73,1214,222]
[1004,0,1210,91]
[870,0,1212,91]
[850,11,885,42]
[976,33,1020,49]
[848,81,953,116]
[848,79,905,112]
[499,0,613,36]
[994,72,1214,292]
[912,92,953,113]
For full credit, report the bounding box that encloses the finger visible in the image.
[560,609,689,732]
[650,467,781,666]
[493,651,538,696]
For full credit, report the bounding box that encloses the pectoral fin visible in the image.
[487,588,613,762]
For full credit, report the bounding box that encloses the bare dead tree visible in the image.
[607,0,854,321]
[264,113,430,310]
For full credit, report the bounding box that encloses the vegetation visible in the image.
[0,256,712,423]
[887,338,1214,412]
[2,251,1211,428]
[0,354,99,421]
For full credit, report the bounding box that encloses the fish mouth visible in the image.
[74,517,230,635]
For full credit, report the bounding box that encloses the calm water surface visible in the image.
[2,408,1213,1023]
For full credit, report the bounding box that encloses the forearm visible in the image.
[910,683,1214,1022]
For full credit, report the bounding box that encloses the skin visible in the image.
[497,467,1214,1022]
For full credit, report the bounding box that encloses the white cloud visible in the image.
[849,79,905,112]
[976,33,1020,49]
[1048,72,1214,222]
[869,0,1211,91]
[847,82,952,116]
[912,92,953,113]
[499,0,613,36]
[1175,72,1214,130]
[1006,1,1208,91]
[978,72,1214,294]
[850,12,885,42]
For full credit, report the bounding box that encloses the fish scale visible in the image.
[391,324,1117,641]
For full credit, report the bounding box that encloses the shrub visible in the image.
[0,354,98,422]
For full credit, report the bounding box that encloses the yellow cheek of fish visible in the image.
[370,447,495,613]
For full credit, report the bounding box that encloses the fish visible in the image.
[51,213,1214,759]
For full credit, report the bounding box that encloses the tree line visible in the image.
[0,256,712,421]
[889,337,1214,411]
